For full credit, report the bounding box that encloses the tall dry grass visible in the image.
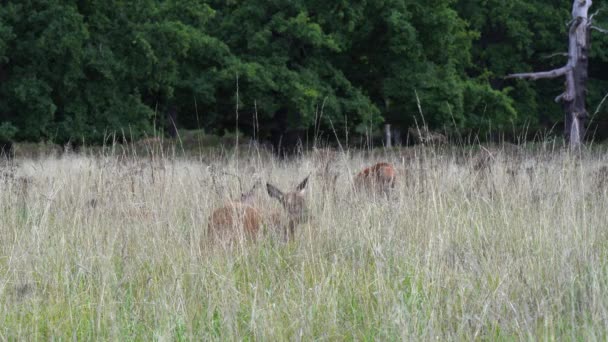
[1,144,608,340]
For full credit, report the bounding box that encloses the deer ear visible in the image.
[295,176,309,194]
[266,183,284,201]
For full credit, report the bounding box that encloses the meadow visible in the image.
[1,142,607,340]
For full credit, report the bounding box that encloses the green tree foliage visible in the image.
[207,0,382,141]
[456,0,608,135]
[328,0,516,136]
[0,0,604,145]
[0,0,226,143]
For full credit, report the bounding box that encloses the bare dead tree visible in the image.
[506,0,604,148]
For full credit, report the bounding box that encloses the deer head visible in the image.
[266,175,310,240]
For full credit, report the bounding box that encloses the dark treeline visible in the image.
[1,0,607,148]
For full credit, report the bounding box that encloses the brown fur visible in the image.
[266,176,309,241]
[208,176,310,244]
[207,181,263,243]
[208,202,263,241]
[354,162,396,194]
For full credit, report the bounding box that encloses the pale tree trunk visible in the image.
[506,0,600,148]
[384,124,392,148]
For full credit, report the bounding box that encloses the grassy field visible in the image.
[1,143,608,340]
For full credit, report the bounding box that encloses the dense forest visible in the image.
[1,0,607,147]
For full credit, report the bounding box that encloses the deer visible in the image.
[207,180,264,243]
[266,175,310,241]
[207,175,310,244]
[354,162,396,196]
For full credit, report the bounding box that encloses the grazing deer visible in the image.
[207,181,263,243]
[266,176,310,241]
[354,162,396,195]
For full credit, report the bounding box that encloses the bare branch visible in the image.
[505,65,572,80]
[541,52,568,59]
[589,8,601,23]
[565,18,575,27]
[591,25,608,34]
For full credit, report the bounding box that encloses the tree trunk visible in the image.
[564,8,591,147]
[384,124,392,148]
[506,0,594,148]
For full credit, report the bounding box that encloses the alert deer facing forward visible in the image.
[208,176,310,244]
[266,176,310,241]
[354,162,396,196]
